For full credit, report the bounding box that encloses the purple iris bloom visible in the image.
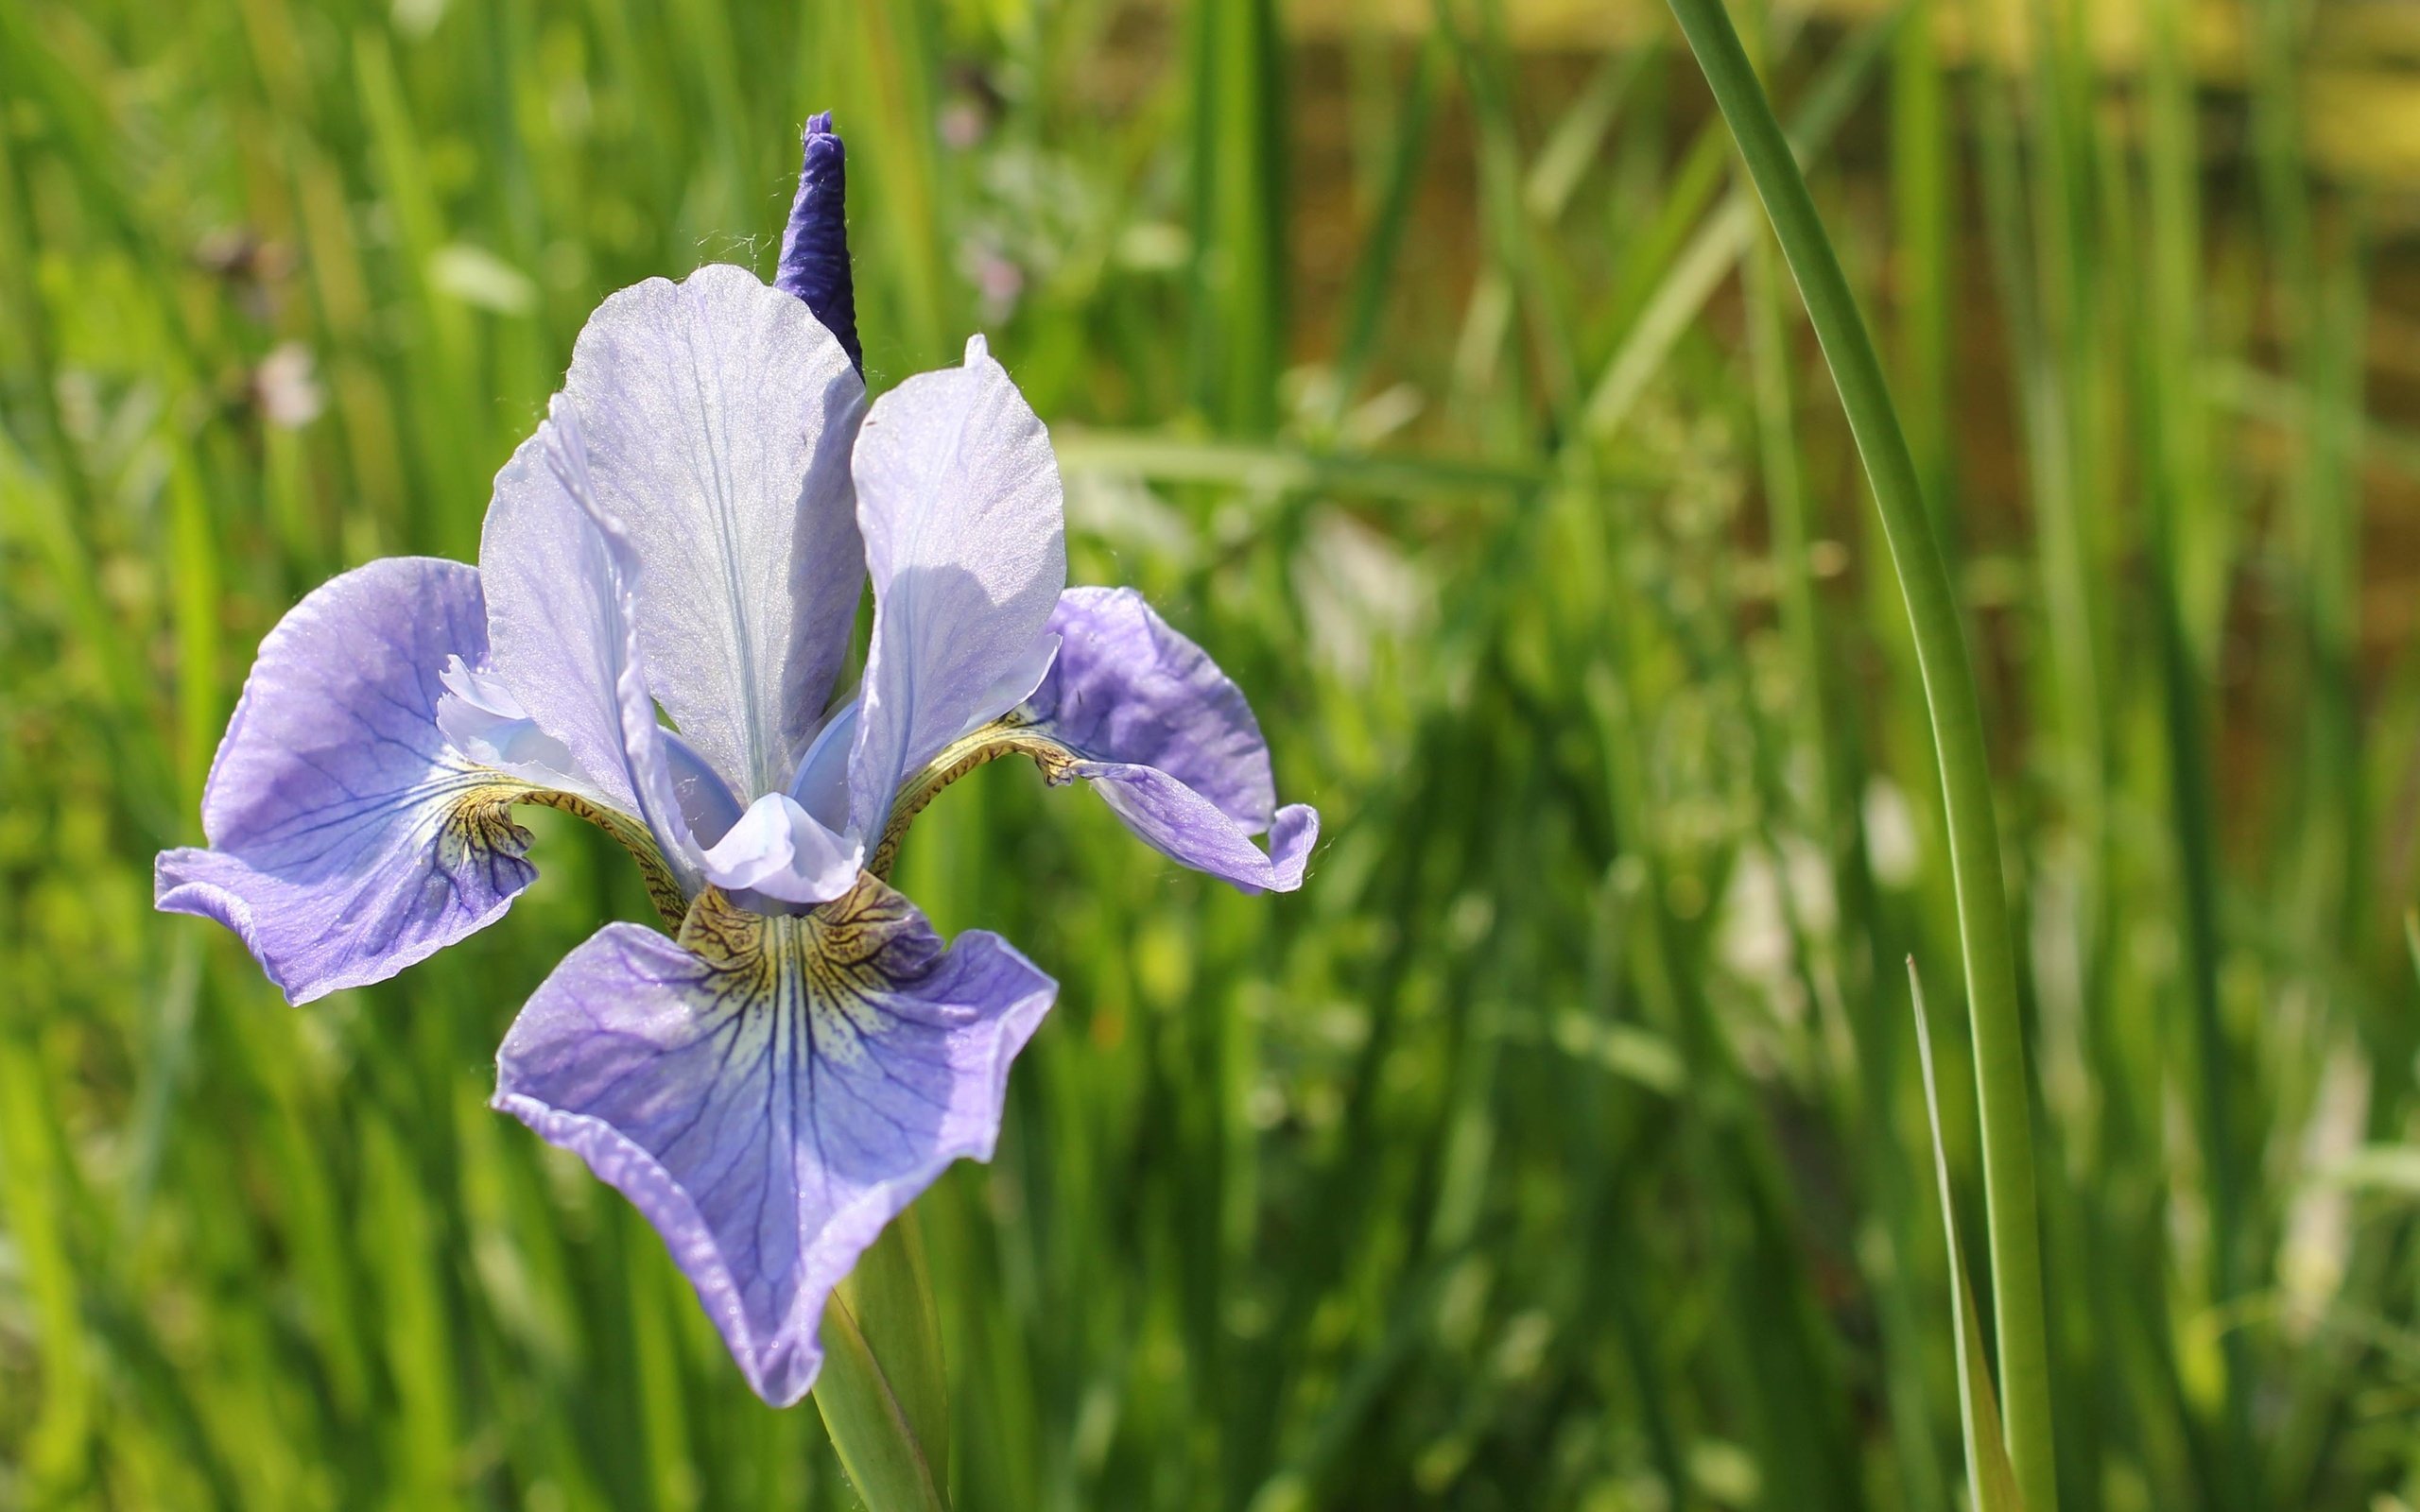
[154,115,1317,1408]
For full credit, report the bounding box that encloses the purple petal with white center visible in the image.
[564,264,867,797]
[492,881,1056,1406]
[155,558,535,1003]
[847,335,1065,838]
[1025,586,1318,894]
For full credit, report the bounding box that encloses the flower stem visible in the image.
[1659,3,2057,1507]
[815,1209,952,1512]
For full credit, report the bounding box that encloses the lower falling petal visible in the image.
[491,879,1056,1406]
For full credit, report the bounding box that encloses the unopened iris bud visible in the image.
[777,110,861,372]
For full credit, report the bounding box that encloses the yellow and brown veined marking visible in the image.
[491,868,1055,1409]
[674,880,943,1063]
[441,779,691,932]
[864,713,1081,880]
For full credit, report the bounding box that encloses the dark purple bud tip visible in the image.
[777,112,862,373]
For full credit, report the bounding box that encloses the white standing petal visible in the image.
[563,264,867,797]
[846,335,1065,837]
[479,429,646,815]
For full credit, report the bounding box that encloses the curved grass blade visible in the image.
[1661,3,2058,1503]
[1911,961,2028,1512]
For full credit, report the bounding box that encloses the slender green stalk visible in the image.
[817,1213,952,1512]
[1660,4,2057,1507]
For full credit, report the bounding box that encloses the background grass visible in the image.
[4,0,2419,1507]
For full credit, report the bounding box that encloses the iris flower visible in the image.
[156,113,1316,1406]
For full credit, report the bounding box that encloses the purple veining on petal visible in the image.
[155,558,536,1003]
[1023,585,1318,894]
[493,880,1055,1406]
[776,112,861,373]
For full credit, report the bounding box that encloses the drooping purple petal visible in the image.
[847,335,1065,839]
[1024,586,1317,894]
[1038,588,1274,827]
[493,880,1056,1406]
[1072,766,1318,895]
[155,558,535,1003]
[776,112,861,373]
[564,264,867,798]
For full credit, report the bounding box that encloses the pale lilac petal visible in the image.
[1025,587,1316,894]
[437,656,577,774]
[478,426,643,815]
[785,698,857,833]
[660,729,745,851]
[434,654,623,813]
[155,558,533,1003]
[968,630,1060,740]
[494,400,743,898]
[565,264,867,796]
[1078,771,1318,895]
[492,882,1056,1406]
[697,792,862,907]
[846,335,1065,837]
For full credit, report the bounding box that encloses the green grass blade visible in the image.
[1582,7,1897,440]
[1661,3,2058,1505]
[1912,960,2029,1512]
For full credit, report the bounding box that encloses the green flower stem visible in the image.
[811,726,1073,1511]
[1660,3,2057,1508]
[816,1210,952,1512]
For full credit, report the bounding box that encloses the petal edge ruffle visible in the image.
[1022,586,1317,894]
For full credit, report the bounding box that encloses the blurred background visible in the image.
[4,0,2419,1506]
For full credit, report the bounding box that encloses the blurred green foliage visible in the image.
[3,0,2419,1507]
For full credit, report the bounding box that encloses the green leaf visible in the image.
[1910,961,2028,1512]
[815,1210,950,1512]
